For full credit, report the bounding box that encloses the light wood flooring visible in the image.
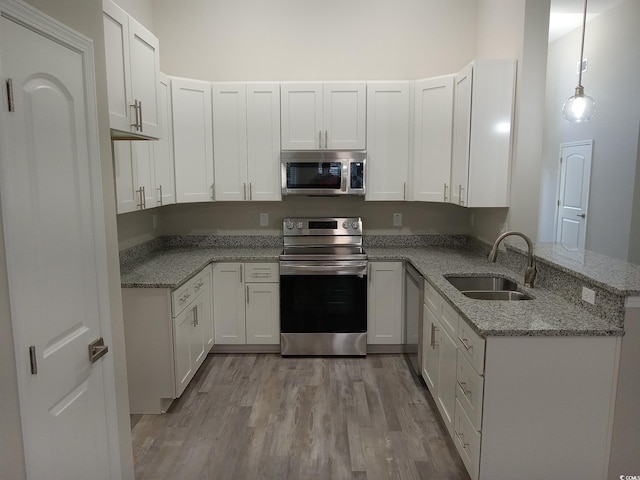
[130,353,470,480]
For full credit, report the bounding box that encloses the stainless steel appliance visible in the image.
[281,151,366,196]
[279,217,367,356]
[404,263,424,375]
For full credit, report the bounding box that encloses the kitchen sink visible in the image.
[445,275,532,301]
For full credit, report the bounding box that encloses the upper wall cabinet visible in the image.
[171,77,214,203]
[365,82,411,201]
[103,0,161,139]
[154,73,176,207]
[280,82,366,150]
[413,75,454,203]
[212,83,281,201]
[450,60,516,208]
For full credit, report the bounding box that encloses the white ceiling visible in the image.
[549,0,626,42]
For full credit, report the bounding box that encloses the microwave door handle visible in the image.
[342,165,348,192]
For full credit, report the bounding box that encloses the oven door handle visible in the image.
[280,261,368,277]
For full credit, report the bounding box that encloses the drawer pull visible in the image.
[179,292,191,304]
[460,338,473,352]
[458,380,471,396]
[456,430,469,449]
[194,281,204,289]
[430,323,439,348]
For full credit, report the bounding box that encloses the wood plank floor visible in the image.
[130,353,470,480]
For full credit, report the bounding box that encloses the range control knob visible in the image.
[351,221,360,230]
[342,221,349,229]
[285,221,294,230]
[296,221,304,230]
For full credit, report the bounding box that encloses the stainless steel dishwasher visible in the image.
[404,263,424,375]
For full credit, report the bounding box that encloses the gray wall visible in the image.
[539,0,640,262]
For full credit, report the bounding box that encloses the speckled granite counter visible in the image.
[120,241,624,339]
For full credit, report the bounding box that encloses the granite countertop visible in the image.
[120,244,623,338]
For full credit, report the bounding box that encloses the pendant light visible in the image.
[562,0,595,123]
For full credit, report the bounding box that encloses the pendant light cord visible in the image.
[577,0,588,87]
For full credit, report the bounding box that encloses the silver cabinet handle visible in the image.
[455,430,469,449]
[136,187,144,209]
[131,100,139,130]
[239,265,243,284]
[459,185,465,206]
[325,130,328,149]
[138,100,143,131]
[191,305,198,327]
[141,186,146,209]
[403,182,407,200]
[319,130,322,149]
[249,182,252,200]
[444,183,448,202]
[6,78,15,112]
[458,380,471,396]
[430,323,439,348]
[243,183,247,200]
[157,184,163,205]
[211,183,215,200]
[88,338,109,364]
[460,337,473,352]
[246,285,249,304]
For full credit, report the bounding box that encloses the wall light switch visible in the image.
[393,213,402,227]
[259,213,269,227]
[581,286,596,305]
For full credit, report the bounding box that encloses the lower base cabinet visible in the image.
[212,262,279,345]
[122,264,213,414]
[367,262,403,345]
[422,280,620,480]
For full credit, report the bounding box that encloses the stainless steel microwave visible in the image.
[281,151,366,196]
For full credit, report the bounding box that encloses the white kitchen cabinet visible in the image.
[367,262,403,344]
[121,264,213,414]
[281,82,366,150]
[154,73,176,207]
[212,83,281,201]
[365,82,411,201]
[112,140,155,213]
[213,262,280,345]
[103,0,161,139]
[413,75,454,202]
[171,76,215,203]
[450,60,516,207]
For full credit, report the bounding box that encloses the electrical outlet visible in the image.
[393,213,402,227]
[581,287,596,305]
[259,213,269,227]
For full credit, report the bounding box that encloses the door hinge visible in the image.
[6,78,15,112]
[29,345,37,374]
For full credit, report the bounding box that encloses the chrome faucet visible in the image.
[488,231,537,287]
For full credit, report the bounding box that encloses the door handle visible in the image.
[577,213,586,218]
[88,338,109,363]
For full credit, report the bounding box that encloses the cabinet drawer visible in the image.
[458,320,485,375]
[456,350,484,431]
[245,262,279,283]
[440,300,459,339]
[454,399,481,480]
[424,280,439,316]
[171,281,192,317]
[191,266,211,297]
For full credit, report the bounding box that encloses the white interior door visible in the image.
[0,9,114,480]
[555,141,593,249]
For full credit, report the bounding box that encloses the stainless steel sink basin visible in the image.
[445,275,532,301]
[462,290,532,301]
[446,275,518,292]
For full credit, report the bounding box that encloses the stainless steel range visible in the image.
[279,217,367,356]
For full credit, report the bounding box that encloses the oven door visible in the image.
[279,261,367,335]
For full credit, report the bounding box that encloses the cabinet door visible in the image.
[367,262,403,344]
[128,15,161,138]
[213,83,248,201]
[324,82,366,150]
[365,82,410,201]
[102,0,132,134]
[174,306,194,397]
[133,141,155,208]
[280,83,323,150]
[247,83,281,201]
[422,307,439,392]
[154,73,176,206]
[413,75,454,202]
[193,265,214,352]
[171,77,214,203]
[451,63,472,207]
[112,140,138,214]
[246,283,280,344]
[191,298,207,369]
[437,325,458,437]
[212,263,246,344]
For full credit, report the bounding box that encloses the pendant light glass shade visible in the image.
[562,0,595,123]
[562,85,596,123]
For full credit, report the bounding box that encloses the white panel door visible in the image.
[247,83,281,201]
[365,81,410,201]
[280,83,323,150]
[246,283,280,344]
[128,15,160,138]
[451,63,472,206]
[212,263,246,344]
[556,141,592,249]
[213,83,248,201]
[324,82,366,150]
[413,75,454,202]
[171,77,214,203]
[154,73,176,206]
[0,9,114,480]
